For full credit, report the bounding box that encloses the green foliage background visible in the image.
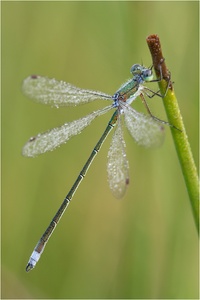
[2,2,199,299]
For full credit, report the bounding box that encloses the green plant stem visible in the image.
[146,34,199,233]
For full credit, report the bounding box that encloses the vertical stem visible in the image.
[146,34,199,233]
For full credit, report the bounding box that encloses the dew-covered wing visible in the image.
[22,106,112,157]
[107,119,129,199]
[123,104,165,148]
[22,75,112,107]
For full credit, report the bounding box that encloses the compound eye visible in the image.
[143,69,153,81]
[130,64,141,74]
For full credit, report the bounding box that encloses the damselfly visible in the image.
[22,64,168,272]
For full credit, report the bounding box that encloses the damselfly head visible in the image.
[130,64,153,82]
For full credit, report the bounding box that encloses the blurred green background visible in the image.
[2,2,199,299]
